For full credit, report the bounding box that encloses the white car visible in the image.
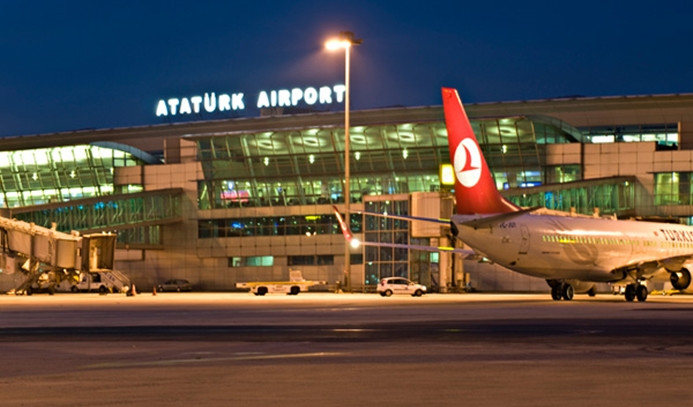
[377,277,427,297]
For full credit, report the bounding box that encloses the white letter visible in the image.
[179,98,192,114]
[191,96,202,113]
[156,100,168,116]
[232,93,245,110]
[204,92,216,113]
[304,87,318,105]
[278,89,291,107]
[167,98,180,115]
[291,88,303,106]
[271,90,277,107]
[333,84,346,103]
[257,91,269,108]
[319,86,332,104]
[218,94,231,112]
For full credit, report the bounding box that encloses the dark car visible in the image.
[157,279,193,292]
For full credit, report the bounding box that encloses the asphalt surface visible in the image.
[2,292,693,406]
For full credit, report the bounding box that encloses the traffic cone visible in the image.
[152,286,157,296]
[127,283,137,297]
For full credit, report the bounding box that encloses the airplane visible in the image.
[334,87,693,301]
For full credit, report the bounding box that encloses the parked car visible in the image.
[377,277,426,297]
[157,279,193,292]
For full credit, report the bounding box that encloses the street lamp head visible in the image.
[325,38,351,51]
[325,31,362,51]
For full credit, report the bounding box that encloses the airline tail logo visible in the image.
[454,138,482,188]
[442,87,520,214]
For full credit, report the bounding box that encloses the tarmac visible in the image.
[1,292,693,406]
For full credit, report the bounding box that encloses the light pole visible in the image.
[325,31,362,292]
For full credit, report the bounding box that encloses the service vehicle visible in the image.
[60,271,130,294]
[236,270,325,296]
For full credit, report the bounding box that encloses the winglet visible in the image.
[333,205,354,242]
[442,87,520,214]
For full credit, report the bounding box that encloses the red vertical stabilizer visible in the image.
[442,87,519,214]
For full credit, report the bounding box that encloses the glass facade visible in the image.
[504,176,640,216]
[580,123,678,147]
[472,115,584,190]
[360,198,441,288]
[655,172,693,206]
[229,256,275,267]
[0,144,147,208]
[194,116,585,210]
[198,213,349,238]
[363,199,412,287]
[0,142,176,247]
[194,123,449,209]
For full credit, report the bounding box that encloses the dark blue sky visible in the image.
[2,0,692,137]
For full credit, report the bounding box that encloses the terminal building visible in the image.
[2,93,693,293]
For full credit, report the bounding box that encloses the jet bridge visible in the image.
[0,216,121,295]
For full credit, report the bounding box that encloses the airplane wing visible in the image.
[612,254,693,278]
[610,254,693,291]
[333,206,478,259]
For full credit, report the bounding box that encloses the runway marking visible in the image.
[332,328,374,332]
[81,351,344,369]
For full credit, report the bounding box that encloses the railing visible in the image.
[7,188,184,233]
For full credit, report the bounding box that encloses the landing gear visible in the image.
[551,285,562,301]
[550,283,574,301]
[636,285,648,302]
[624,283,648,302]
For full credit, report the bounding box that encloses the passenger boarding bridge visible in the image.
[2,188,184,248]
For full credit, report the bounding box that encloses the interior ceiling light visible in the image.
[350,134,368,144]
[252,139,282,149]
[292,136,324,147]
[388,132,416,143]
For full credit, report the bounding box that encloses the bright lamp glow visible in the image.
[350,239,361,249]
[325,39,351,50]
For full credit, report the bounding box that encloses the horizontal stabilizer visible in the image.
[356,210,450,224]
[458,206,541,229]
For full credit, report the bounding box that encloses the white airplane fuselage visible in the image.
[454,212,693,283]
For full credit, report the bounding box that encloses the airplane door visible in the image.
[519,225,530,255]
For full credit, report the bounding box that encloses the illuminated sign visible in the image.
[220,181,250,203]
[155,84,345,117]
[439,163,455,186]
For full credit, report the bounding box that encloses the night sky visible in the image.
[1,0,692,137]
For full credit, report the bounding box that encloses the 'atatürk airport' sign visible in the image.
[155,84,345,117]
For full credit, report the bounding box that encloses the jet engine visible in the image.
[670,268,691,290]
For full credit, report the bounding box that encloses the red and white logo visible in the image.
[453,138,482,188]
